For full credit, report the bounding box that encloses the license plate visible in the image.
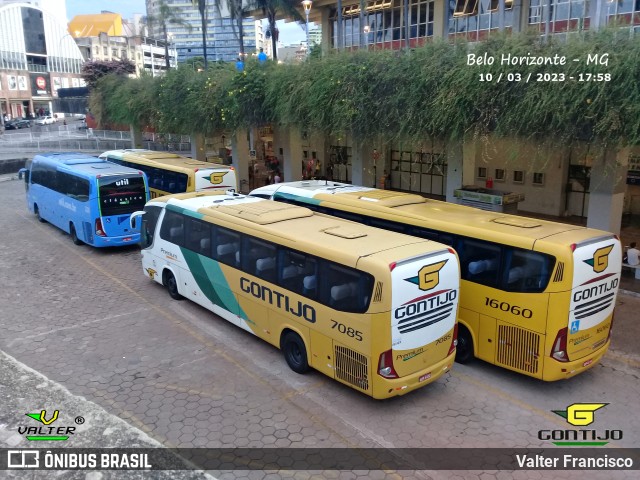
[583,358,593,367]
[419,373,432,382]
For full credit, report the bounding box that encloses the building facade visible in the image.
[0,3,84,120]
[145,0,262,63]
[237,0,639,232]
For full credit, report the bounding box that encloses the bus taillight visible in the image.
[448,323,458,356]
[378,349,398,379]
[95,218,106,237]
[551,327,569,362]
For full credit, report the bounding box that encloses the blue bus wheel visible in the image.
[70,225,83,246]
[34,205,45,223]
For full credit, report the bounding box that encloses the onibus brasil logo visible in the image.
[538,403,622,446]
[18,409,81,441]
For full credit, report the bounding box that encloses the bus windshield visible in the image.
[99,175,147,216]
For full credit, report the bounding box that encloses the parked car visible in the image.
[5,118,31,129]
[35,115,55,125]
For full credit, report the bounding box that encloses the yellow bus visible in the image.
[131,191,460,398]
[100,149,237,199]
[250,181,623,381]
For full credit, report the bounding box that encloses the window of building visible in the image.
[333,0,434,48]
[513,170,524,184]
[103,46,108,55]
[477,167,487,179]
[495,168,505,182]
[528,0,589,33]
[112,48,118,57]
[533,172,545,185]
[449,0,514,39]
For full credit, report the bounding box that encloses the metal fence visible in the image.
[0,126,191,153]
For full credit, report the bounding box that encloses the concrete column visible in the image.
[274,125,304,182]
[130,125,144,149]
[232,128,251,193]
[586,148,628,235]
[445,139,464,203]
[190,133,206,160]
[433,0,447,38]
[351,140,366,186]
[321,7,332,56]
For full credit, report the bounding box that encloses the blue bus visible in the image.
[20,152,149,247]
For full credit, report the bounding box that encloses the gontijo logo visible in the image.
[538,403,622,446]
[583,245,614,273]
[404,259,448,291]
[553,403,606,426]
[203,172,227,185]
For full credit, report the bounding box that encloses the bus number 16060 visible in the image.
[485,297,533,318]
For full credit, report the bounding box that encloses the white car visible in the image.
[35,115,55,125]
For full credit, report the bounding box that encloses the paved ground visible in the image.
[1,177,639,480]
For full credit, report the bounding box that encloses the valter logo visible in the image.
[18,409,80,442]
[538,403,622,446]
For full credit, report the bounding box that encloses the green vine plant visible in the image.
[91,28,640,156]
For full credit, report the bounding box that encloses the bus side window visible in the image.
[370,218,405,233]
[141,206,162,249]
[410,227,454,246]
[159,210,185,246]
[504,248,554,293]
[459,239,501,288]
[242,237,276,282]
[214,227,240,267]
[320,262,372,313]
[185,217,212,257]
[279,250,317,297]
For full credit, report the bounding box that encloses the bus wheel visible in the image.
[281,331,310,374]
[70,224,83,245]
[163,270,183,300]
[455,325,474,364]
[34,204,45,223]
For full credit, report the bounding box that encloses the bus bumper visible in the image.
[542,339,610,381]
[372,351,455,399]
[92,234,140,248]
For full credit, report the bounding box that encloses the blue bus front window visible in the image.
[98,176,147,216]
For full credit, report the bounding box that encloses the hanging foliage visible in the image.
[91,28,640,147]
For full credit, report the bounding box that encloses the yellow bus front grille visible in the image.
[334,345,369,391]
[496,325,541,374]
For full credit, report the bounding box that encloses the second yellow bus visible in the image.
[100,149,237,198]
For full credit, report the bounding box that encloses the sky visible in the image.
[65,0,308,46]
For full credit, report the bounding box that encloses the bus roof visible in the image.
[153,192,445,261]
[33,152,144,177]
[252,180,610,247]
[100,149,233,172]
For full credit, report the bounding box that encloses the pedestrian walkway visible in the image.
[0,351,214,479]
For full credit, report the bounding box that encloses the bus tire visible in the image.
[455,325,474,364]
[163,270,183,300]
[70,224,83,245]
[34,204,45,223]
[281,331,310,374]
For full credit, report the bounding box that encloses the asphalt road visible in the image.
[0,177,639,480]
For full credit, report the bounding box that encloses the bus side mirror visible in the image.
[130,210,145,230]
[18,168,26,180]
